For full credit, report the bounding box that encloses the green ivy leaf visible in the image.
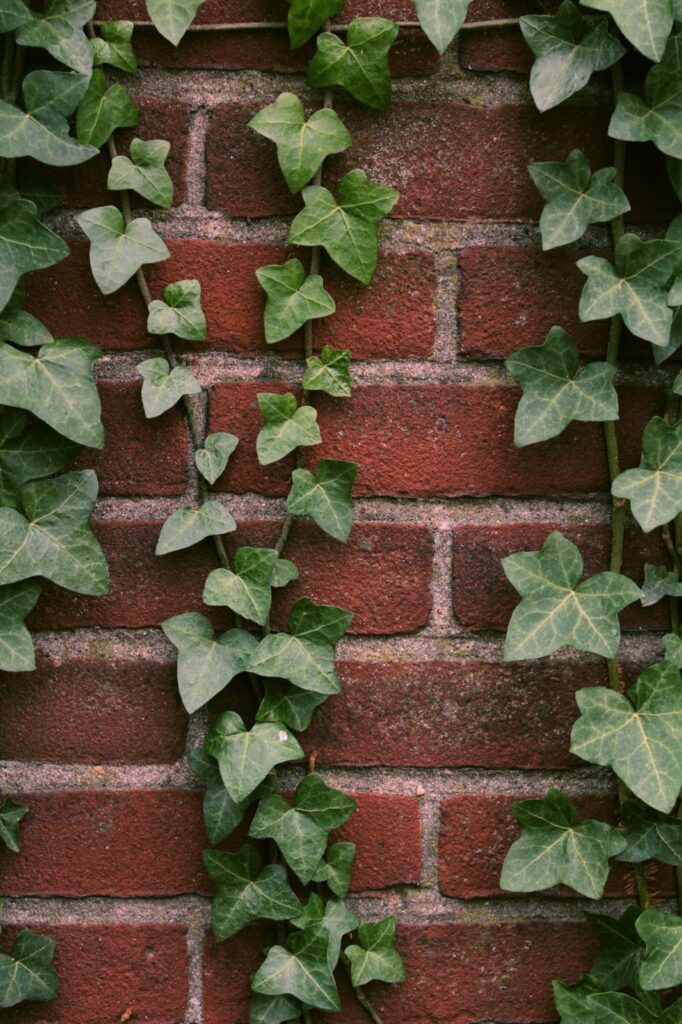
[249,597,353,694]
[251,926,340,1012]
[78,206,170,295]
[270,558,299,588]
[503,530,641,661]
[641,564,682,607]
[0,199,69,314]
[529,150,630,250]
[591,993,679,1024]
[312,841,355,897]
[256,392,321,466]
[0,0,31,33]
[0,285,53,348]
[0,412,78,510]
[0,470,108,595]
[15,170,62,216]
[345,918,406,986]
[256,680,329,732]
[250,94,351,195]
[0,931,58,1009]
[0,582,41,672]
[500,788,625,898]
[287,0,344,49]
[16,0,94,75]
[249,795,328,884]
[520,1,624,112]
[0,338,103,448]
[619,801,682,865]
[294,774,356,830]
[108,138,174,209]
[571,660,682,813]
[147,279,205,340]
[205,711,304,803]
[292,893,358,970]
[0,797,28,852]
[156,501,236,555]
[162,614,257,713]
[637,909,682,990]
[203,547,282,626]
[664,632,682,667]
[205,844,302,942]
[76,69,138,149]
[505,327,618,447]
[286,459,358,542]
[195,432,238,484]
[587,909,649,995]
[91,20,137,72]
[145,0,205,45]
[413,0,472,54]
[669,157,682,203]
[138,357,200,418]
[554,976,605,1024]
[189,749,246,843]
[612,417,682,533]
[0,70,96,166]
[582,0,675,62]
[308,18,399,110]
[302,346,352,398]
[289,169,398,285]
[249,992,301,1024]
[256,259,335,345]
[609,34,682,160]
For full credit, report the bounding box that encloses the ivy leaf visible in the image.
[195,432,238,485]
[145,0,205,45]
[15,170,62,217]
[612,417,682,533]
[0,797,28,852]
[505,327,618,447]
[287,0,344,49]
[78,206,170,295]
[0,412,78,510]
[204,845,302,942]
[91,20,137,73]
[0,931,58,1009]
[138,357,201,418]
[249,992,301,1024]
[609,34,682,160]
[292,894,358,970]
[312,841,355,897]
[590,993,680,1024]
[203,547,281,626]
[270,558,298,588]
[302,346,352,398]
[503,530,641,661]
[294,774,356,831]
[256,681,329,732]
[16,0,95,75]
[0,470,108,595]
[249,597,353,695]
[637,909,682,990]
[0,338,103,448]
[571,660,682,813]
[0,199,69,314]
[156,501,236,555]
[619,801,682,865]
[251,926,340,1012]
[413,0,472,54]
[520,1,624,113]
[554,977,605,1024]
[0,70,96,166]
[256,392,321,466]
[205,711,304,803]
[664,633,682,667]
[147,280,205,341]
[582,0,675,62]
[289,170,398,285]
[256,259,335,344]
[641,564,682,607]
[250,94,352,195]
[586,908,648,994]
[345,918,406,986]
[529,150,630,251]
[188,750,246,844]
[0,582,41,672]
[76,69,138,148]
[0,0,31,33]
[249,795,328,885]
[286,459,357,543]
[162,614,257,713]
[108,138,173,209]
[308,18,399,110]
[0,285,53,348]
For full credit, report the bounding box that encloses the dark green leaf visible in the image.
[16,0,94,75]
[108,138,173,209]
[292,893,358,969]
[91,20,137,72]
[0,582,41,672]
[256,259,335,344]
[609,34,682,160]
[156,501,236,555]
[612,417,682,532]
[0,797,28,852]
[195,432,238,484]
[256,680,329,731]
[287,0,344,49]
[162,614,257,713]
[308,17,399,110]
[205,711,304,803]
[587,908,648,995]
[0,0,31,33]
[249,794,328,884]
[637,909,682,990]
[0,286,53,348]
[205,844,302,941]
[251,926,340,1011]
[76,69,138,149]
[203,547,281,626]
[345,918,406,986]
[249,992,301,1024]
[302,345,352,398]
[619,801,682,865]
[78,206,170,295]
[0,931,58,1009]
[664,632,682,667]
[287,459,357,542]
[0,411,78,510]
[0,71,97,166]
[0,198,69,313]
[188,751,246,844]
[641,564,682,607]
[256,392,321,465]
[138,357,200,418]
[294,774,356,830]
[554,976,605,1024]
[312,841,355,897]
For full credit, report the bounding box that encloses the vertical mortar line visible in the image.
[185,920,206,1024]
[432,250,460,363]
[428,528,456,635]
[183,105,210,212]
[419,793,443,888]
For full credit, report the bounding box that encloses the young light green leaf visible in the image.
[637,909,682,990]
[0,286,53,348]
[618,801,682,865]
[256,681,329,732]
[0,338,103,448]
[0,199,69,314]
[195,432,238,485]
[505,327,618,447]
[500,788,625,898]
[203,547,280,626]
[312,841,355,897]
[289,169,399,285]
[520,1,624,112]
[205,844,302,942]
[571,660,682,813]
[287,0,344,48]
[612,417,682,532]
[189,750,247,844]
[249,992,301,1024]
[16,0,95,75]
[294,774,356,831]
[249,597,353,694]
[250,94,351,194]
[156,501,236,555]
[256,392,321,466]
[138,357,201,418]
[256,259,335,344]
[641,564,682,607]
[292,894,358,970]
[0,470,108,595]
[251,926,340,1011]
[205,711,304,803]
[529,150,630,250]
[345,918,406,986]
[147,279,205,340]
[0,582,41,672]
[91,20,137,72]
[162,614,257,713]
[78,206,170,295]
[287,459,358,542]
[0,70,96,166]
[609,33,682,160]
[308,17,399,110]
[413,0,472,54]
[108,138,173,209]
[0,931,58,1009]
[582,0,675,62]
[145,0,205,45]
[76,69,138,148]
[302,346,352,398]
[503,530,641,661]
[0,0,31,33]
[0,797,28,852]
[249,795,328,884]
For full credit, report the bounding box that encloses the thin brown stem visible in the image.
[92,17,519,33]
[341,954,386,1024]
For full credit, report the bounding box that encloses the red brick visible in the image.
[0,657,186,764]
[1,924,188,1024]
[335,794,421,890]
[29,519,433,634]
[460,0,536,73]
[208,381,660,497]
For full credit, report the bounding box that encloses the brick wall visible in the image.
[1,2,672,1022]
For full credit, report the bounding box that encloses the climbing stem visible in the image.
[93,17,520,33]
